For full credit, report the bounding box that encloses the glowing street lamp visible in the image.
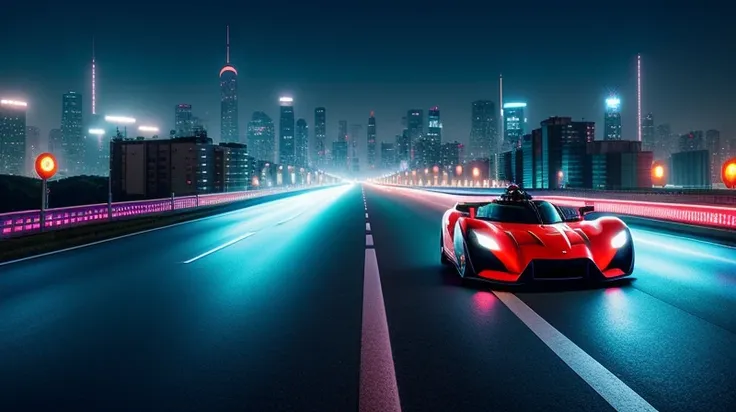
[138,125,159,133]
[472,167,480,177]
[652,161,666,187]
[0,99,28,107]
[722,157,736,189]
[104,115,136,124]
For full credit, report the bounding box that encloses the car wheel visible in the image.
[456,240,475,278]
[440,231,451,265]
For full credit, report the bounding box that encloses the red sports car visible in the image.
[440,186,635,283]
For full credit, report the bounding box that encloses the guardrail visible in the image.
[420,186,736,207]
[0,185,331,239]
[382,184,736,230]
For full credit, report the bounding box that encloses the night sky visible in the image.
[1,1,733,147]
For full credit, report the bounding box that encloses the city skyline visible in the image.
[1,4,733,147]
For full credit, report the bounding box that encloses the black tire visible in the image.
[456,239,476,278]
[440,231,452,265]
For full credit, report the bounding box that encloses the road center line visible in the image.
[275,211,304,226]
[365,213,369,219]
[359,248,402,412]
[366,223,371,232]
[366,234,374,246]
[183,232,256,264]
[493,291,658,412]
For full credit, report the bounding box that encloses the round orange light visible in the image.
[651,160,667,186]
[455,165,463,175]
[723,158,736,188]
[432,165,439,173]
[653,165,664,178]
[34,152,58,180]
[472,167,480,177]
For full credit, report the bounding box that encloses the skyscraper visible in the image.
[25,126,41,175]
[423,106,442,166]
[350,124,362,173]
[407,109,424,166]
[367,112,377,170]
[333,120,349,170]
[220,26,239,143]
[338,120,348,142]
[246,111,275,163]
[503,102,527,150]
[380,142,395,170]
[469,100,496,161]
[0,99,27,175]
[295,118,309,168]
[48,128,62,154]
[175,104,194,137]
[641,113,655,152]
[279,97,295,165]
[604,96,622,140]
[314,107,326,167]
[61,92,84,175]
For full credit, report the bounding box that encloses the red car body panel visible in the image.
[441,202,633,283]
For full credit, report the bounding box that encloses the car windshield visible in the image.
[533,201,564,224]
[475,201,564,225]
[476,203,540,224]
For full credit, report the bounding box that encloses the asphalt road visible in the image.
[1,183,734,411]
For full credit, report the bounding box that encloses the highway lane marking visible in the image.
[366,223,371,232]
[366,234,374,247]
[275,211,305,226]
[359,248,402,412]
[0,208,254,267]
[366,213,369,219]
[493,291,658,412]
[182,232,256,264]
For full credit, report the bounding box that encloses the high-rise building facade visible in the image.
[246,111,275,163]
[25,126,41,176]
[705,129,722,184]
[48,128,62,154]
[0,99,27,175]
[422,106,442,167]
[603,96,622,140]
[536,116,594,189]
[295,118,309,168]
[61,92,84,175]
[396,130,410,168]
[380,142,395,170]
[314,107,326,168]
[503,102,527,150]
[440,142,462,167]
[278,97,295,166]
[350,124,362,173]
[641,113,655,152]
[406,109,424,166]
[679,131,704,152]
[220,27,239,143]
[367,112,377,170]
[655,124,674,160]
[175,104,194,137]
[469,100,496,161]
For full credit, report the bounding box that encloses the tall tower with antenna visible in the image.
[637,53,642,142]
[219,25,240,143]
[92,37,96,115]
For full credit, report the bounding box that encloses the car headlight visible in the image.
[474,232,500,251]
[610,230,628,249]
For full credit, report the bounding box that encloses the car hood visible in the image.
[491,222,589,251]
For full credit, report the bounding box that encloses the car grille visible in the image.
[530,258,592,280]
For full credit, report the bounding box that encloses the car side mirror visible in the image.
[469,207,476,219]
